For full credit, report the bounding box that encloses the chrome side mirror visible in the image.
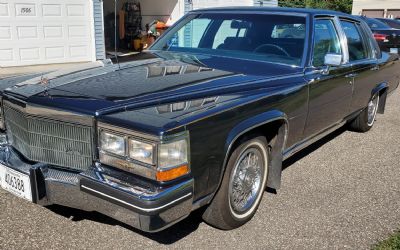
[324,53,342,67]
[320,53,342,75]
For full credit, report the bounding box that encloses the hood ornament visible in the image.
[40,76,49,86]
[40,75,50,96]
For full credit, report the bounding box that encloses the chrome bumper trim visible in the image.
[80,184,192,213]
[0,143,194,232]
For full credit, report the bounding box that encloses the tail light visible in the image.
[373,33,389,42]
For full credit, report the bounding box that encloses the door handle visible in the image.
[345,73,358,78]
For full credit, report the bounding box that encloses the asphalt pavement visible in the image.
[0,89,399,249]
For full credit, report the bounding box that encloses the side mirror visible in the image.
[324,53,342,67]
[318,53,342,75]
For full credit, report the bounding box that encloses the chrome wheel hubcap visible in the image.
[367,95,379,126]
[229,148,264,214]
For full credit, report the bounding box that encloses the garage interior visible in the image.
[102,0,179,56]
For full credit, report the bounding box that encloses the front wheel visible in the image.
[202,136,269,230]
[349,94,380,132]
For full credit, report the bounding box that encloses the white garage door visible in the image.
[0,0,94,67]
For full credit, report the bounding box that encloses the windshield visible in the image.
[151,13,307,66]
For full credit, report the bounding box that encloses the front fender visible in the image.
[224,110,288,154]
[217,110,288,193]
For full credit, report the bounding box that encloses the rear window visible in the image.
[365,18,391,29]
[377,18,400,29]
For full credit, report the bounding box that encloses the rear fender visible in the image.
[372,82,388,114]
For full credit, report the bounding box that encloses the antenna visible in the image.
[114,0,120,70]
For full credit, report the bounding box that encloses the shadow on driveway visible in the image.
[46,204,205,244]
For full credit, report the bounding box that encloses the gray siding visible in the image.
[93,0,106,60]
[253,0,278,7]
[184,0,193,47]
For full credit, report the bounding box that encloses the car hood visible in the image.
[1,51,303,116]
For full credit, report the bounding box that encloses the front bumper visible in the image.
[0,144,194,232]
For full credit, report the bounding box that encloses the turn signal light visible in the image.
[373,33,388,42]
[156,165,189,182]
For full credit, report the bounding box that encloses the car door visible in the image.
[303,18,353,137]
[339,19,379,113]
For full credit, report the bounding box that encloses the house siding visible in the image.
[93,0,106,60]
[352,0,400,18]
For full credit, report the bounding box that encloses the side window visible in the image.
[312,19,342,67]
[167,18,212,48]
[340,20,369,61]
[271,24,305,39]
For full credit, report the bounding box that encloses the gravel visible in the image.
[1,89,400,250]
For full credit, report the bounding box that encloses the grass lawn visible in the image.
[373,232,400,250]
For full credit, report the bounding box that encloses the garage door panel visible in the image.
[17,26,38,39]
[15,3,36,17]
[0,26,11,39]
[43,26,63,38]
[42,4,62,17]
[0,3,9,16]
[0,49,13,61]
[45,46,64,59]
[19,47,40,61]
[68,25,88,38]
[66,4,86,17]
[1,0,93,67]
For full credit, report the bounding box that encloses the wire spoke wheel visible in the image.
[229,147,265,217]
[367,94,379,127]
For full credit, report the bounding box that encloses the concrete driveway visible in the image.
[0,89,399,249]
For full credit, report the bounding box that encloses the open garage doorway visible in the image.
[102,0,180,58]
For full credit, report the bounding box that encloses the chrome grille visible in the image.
[3,101,94,171]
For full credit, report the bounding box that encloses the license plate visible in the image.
[390,48,398,54]
[0,163,32,201]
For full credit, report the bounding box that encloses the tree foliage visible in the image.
[278,0,353,14]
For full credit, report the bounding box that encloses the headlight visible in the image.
[98,123,190,182]
[158,139,188,169]
[128,139,154,164]
[156,139,189,182]
[100,131,125,156]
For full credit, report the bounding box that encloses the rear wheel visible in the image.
[349,94,379,132]
[202,136,269,230]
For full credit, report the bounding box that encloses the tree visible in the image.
[279,0,353,14]
[278,0,305,8]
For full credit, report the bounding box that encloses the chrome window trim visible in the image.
[333,16,350,64]
[337,18,374,64]
[311,17,348,67]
